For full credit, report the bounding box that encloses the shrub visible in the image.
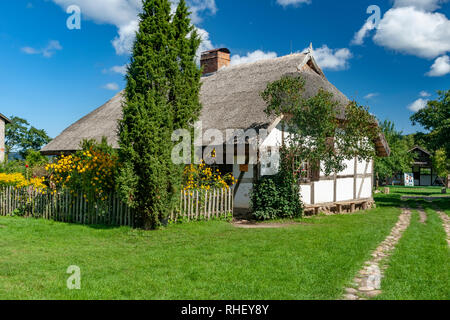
[0,160,26,175]
[251,173,303,221]
[25,149,48,168]
[46,138,118,202]
[0,172,46,191]
[183,161,236,192]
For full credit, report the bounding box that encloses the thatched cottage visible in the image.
[0,113,11,162]
[42,48,390,214]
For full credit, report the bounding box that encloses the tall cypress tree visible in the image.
[118,0,202,229]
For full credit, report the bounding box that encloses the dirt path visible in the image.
[417,205,427,224]
[436,210,450,247]
[232,220,301,229]
[342,207,412,300]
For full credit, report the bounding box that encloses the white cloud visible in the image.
[21,40,62,58]
[230,50,277,66]
[197,27,214,54]
[426,55,450,76]
[42,40,63,57]
[276,0,311,7]
[420,90,431,97]
[108,65,128,75]
[373,6,450,59]
[21,47,39,55]
[393,0,447,11]
[102,83,120,91]
[351,20,377,46]
[111,20,140,55]
[364,93,379,99]
[408,98,428,112]
[308,45,353,70]
[51,0,217,55]
[172,0,217,24]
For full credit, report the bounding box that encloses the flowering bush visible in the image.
[46,139,118,202]
[0,172,46,191]
[183,161,236,192]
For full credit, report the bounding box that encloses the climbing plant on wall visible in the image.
[252,75,380,219]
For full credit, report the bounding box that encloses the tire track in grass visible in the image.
[375,206,450,300]
[436,210,450,247]
[342,207,411,300]
[417,205,427,224]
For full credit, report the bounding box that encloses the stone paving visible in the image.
[342,207,411,300]
[436,210,450,247]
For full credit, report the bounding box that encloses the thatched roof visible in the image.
[0,113,10,124]
[41,53,389,156]
[41,92,124,154]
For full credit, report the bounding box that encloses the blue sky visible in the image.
[1,0,449,138]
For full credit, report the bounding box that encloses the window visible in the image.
[420,168,431,175]
[295,160,320,184]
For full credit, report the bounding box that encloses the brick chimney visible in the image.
[200,48,231,75]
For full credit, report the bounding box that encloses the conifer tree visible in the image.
[118,0,202,229]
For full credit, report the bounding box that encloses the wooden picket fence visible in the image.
[172,188,234,221]
[0,186,136,227]
[0,186,233,227]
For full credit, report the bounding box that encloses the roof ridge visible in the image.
[212,52,306,74]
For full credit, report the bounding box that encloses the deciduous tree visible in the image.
[5,116,51,159]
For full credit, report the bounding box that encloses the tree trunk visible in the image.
[140,209,158,230]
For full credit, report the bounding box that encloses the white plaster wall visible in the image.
[357,159,372,175]
[338,159,355,176]
[356,177,372,199]
[234,183,252,209]
[261,124,283,148]
[233,164,253,209]
[261,161,279,176]
[299,185,311,205]
[0,120,5,163]
[260,125,282,176]
[336,178,354,202]
[233,164,254,179]
[314,180,334,204]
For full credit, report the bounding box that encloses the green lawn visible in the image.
[386,185,449,197]
[0,186,448,300]
[0,205,400,300]
[375,187,450,300]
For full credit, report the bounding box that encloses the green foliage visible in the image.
[47,138,118,204]
[5,116,51,158]
[261,75,380,177]
[0,160,26,175]
[251,151,303,220]
[410,90,450,158]
[374,120,413,184]
[0,199,403,300]
[25,149,48,168]
[118,0,202,229]
[432,148,449,185]
[256,76,379,219]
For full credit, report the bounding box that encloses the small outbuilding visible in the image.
[0,113,11,162]
[409,146,446,187]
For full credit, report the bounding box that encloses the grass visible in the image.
[386,185,449,197]
[0,205,400,300]
[374,187,450,300]
[0,185,447,300]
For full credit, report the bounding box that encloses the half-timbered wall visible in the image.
[300,158,373,206]
[232,122,375,210]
